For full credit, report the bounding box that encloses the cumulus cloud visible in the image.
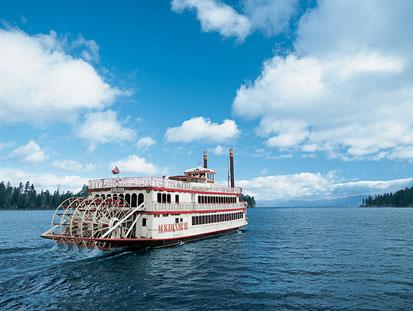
[136,137,156,150]
[52,160,94,172]
[211,145,225,155]
[0,29,122,124]
[238,172,413,202]
[233,0,413,160]
[77,110,136,151]
[243,0,297,36]
[8,140,47,164]
[110,155,158,175]
[171,0,296,41]
[165,117,239,143]
[0,167,87,192]
[172,0,251,41]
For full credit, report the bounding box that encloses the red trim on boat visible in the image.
[94,225,246,243]
[41,224,246,244]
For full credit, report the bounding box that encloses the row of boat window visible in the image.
[192,212,243,226]
[157,193,180,203]
[94,193,144,208]
[197,196,237,204]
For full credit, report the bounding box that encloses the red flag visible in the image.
[112,166,120,175]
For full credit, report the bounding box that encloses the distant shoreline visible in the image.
[362,206,413,208]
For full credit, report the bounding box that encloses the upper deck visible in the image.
[88,177,242,195]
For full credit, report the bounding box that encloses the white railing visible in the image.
[88,177,242,194]
[150,202,247,212]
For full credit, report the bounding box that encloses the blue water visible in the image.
[0,208,412,310]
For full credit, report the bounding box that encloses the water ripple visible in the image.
[0,208,412,310]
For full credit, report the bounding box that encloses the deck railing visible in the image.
[88,177,242,194]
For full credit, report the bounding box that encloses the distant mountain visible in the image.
[257,195,365,208]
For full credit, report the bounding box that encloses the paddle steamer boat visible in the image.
[41,149,247,249]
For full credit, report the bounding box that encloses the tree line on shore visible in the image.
[0,181,88,210]
[361,187,413,207]
[241,194,256,208]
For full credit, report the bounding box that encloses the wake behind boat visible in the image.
[41,149,248,250]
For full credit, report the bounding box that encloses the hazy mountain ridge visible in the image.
[257,195,365,208]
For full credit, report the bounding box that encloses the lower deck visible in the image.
[137,209,247,239]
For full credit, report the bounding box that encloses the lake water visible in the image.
[0,208,412,310]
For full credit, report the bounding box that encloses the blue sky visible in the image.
[1,0,413,202]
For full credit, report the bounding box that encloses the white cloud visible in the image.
[165,117,239,143]
[233,0,413,160]
[172,0,251,41]
[0,29,122,124]
[52,160,94,172]
[211,145,225,155]
[8,140,47,164]
[243,0,297,36]
[136,137,156,150]
[110,155,158,175]
[77,110,136,151]
[72,34,100,63]
[0,142,12,150]
[0,167,87,192]
[171,0,297,41]
[238,172,413,202]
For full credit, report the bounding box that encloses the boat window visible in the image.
[138,193,144,206]
[113,194,118,201]
[131,193,137,207]
[175,194,179,203]
[95,194,99,198]
[142,218,147,226]
[157,193,161,203]
[101,194,105,199]
[125,193,131,206]
[175,218,179,223]
[167,194,171,203]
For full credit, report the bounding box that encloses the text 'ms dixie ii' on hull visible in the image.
[41,149,248,250]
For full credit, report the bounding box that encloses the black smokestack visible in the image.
[229,148,235,188]
[203,151,208,168]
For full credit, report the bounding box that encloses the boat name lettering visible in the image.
[158,222,188,233]
[111,187,125,193]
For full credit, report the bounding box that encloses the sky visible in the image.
[1,0,413,203]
